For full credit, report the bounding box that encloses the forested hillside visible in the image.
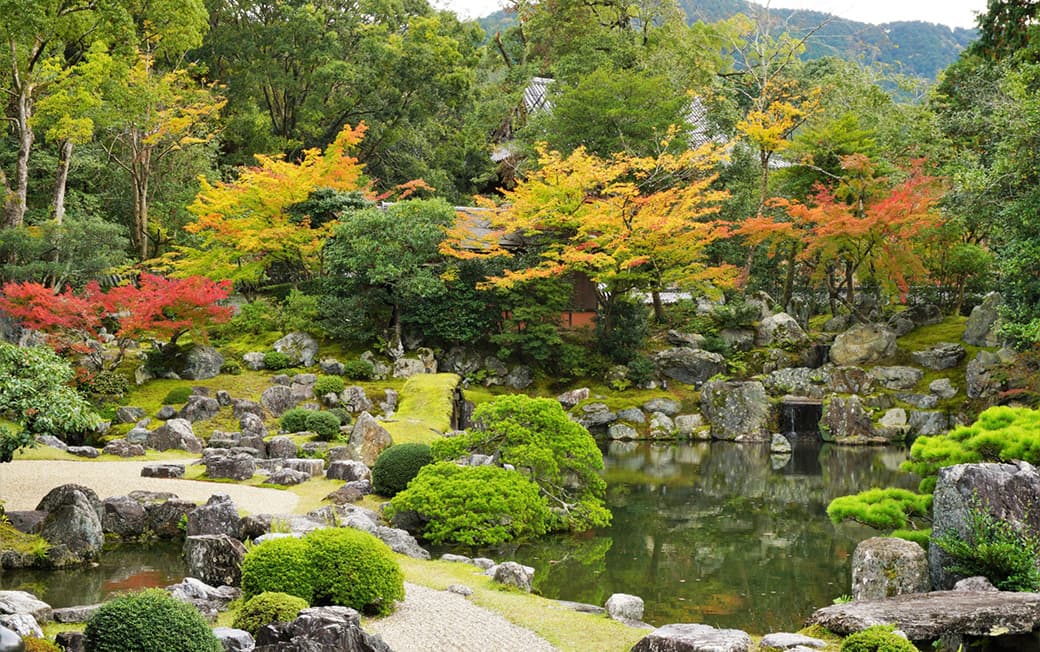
[480,0,977,79]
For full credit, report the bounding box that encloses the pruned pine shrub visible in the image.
[372,443,432,497]
[84,588,221,652]
[240,536,316,602]
[305,410,342,440]
[387,462,550,545]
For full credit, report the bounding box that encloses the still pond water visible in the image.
[1,440,917,634]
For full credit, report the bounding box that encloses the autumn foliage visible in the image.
[442,140,736,307]
[0,274,232,367]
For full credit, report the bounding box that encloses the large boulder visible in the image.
[340,386,373,413]
[654,348,726,387]
[273,332,319,367]
[266,436,298,460]
[491,561,533,592]
[205,452,257,481]
[912,343,967,371]
[146,418,203,453]
[605,593,644,622]
[176,345,225,380]
[326,460,371,482]
[37,490,104,560]
[346,413,392,466]
[830,323,897,366]
[187,493,240,537]
[807,590,1040,642]
[869,366,924,390]
[631,624,752,652]
[0,591,52,623]
[699,380,770,442]
[36,484,101,521]
[930,461,1040,590]
[761,367,830,399]
[213,628,254,652]
[755,312,809,347]
[852,537,930,601]
[392,358,426,379]
[966,350,1003,399]
[887,304,943,337]
[178,395,221,423]
[821,395,882,444]
[260,385,295,417]
[101,495,149,539]
[147,498,197,539]
[963,292,1003,347]
[253,606,391,652]
[240,413,267,439]
[184,534,247,588]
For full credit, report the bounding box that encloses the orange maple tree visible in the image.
[442,140,736,321]
[738,155,943,312]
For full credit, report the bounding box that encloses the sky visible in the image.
[437,0,987,29]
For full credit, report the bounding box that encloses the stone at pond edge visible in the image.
[758,632,828,650]
[101,496,148,539]
[699,380,770,442]
[0,591,52,623]
[184,534,246,588]
[187,493,240,538]
[605,593,644,622]
[37,491,104,561]
[929,461,1040,590]
[653,348,726,387]
[630,624,752,652]
[213,627,254,652]
[807,590,1040,641]
[852,537,929,601]
[491,562,533,592]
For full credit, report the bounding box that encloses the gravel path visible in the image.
[366,582,558,652]
[0,460,299,514]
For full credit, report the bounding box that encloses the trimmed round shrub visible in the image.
[387,462,551,545]
[343,359,374,381]
[328,408,352,426]
[840,625,916,652]
[304,527,404,615]
[232,591,309,636]
[162,386,193,405]
[80,370,130,397]
[305,410,342,440]
[84,588,221,652]
[240,536,316,602]
[263,350,292,371]
[372,443,433,497]
[314,375,345,396]
[280,407,314,434]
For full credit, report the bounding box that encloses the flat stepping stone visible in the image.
[141,463,185,478]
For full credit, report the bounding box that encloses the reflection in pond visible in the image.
[0,541,188,608]
[437,440,917,635]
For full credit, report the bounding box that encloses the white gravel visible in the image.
[366,582,558,652]
[0,460,299,513]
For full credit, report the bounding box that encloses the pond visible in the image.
[434,440,919,635]
[2,441,917,635]
[0,540,188,608]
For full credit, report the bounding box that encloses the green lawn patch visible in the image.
[383,373,460,445]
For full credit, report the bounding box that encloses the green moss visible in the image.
[0,522,50,558]
[383,373,460,445]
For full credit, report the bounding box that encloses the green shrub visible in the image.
[387,462,551,545]
[231,299,279,335]
[264,351,292,371]
[710,299,760,330]
[162,386,194,405]
[905,406,1040,494]
[932,501,1040,591]
[281,290,322,336]
[280,407,314,433]
[79,370,130,397]
[305,410,342,440]
[890,529,931,549]
[232,591,309,636]
[84,588,221,652]
[625,355,656,388]
[433,394,610,533]
[220,360,242,375]
[23,638,62,652]
[328,408,352,426]
[240,536,316,602]
[827,488,932,531]
[839,625,916,652]
[372,443,433,497]
[343,359,374,381]
[594,296,648,364]
[314,375,345,396]
[303,528,404,615]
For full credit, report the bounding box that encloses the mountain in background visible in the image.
[477,0,977,80]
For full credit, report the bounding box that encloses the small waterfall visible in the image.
[780,397,823,439]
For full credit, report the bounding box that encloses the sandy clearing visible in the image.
[0,460,299,513]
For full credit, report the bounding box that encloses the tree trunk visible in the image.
[844,259,856,311]
[132,136,152,260]
[781,242,798,308]
[826,265,839,316]
[651,290,665,323]
[52,140,73,224]
[7,75,34,228]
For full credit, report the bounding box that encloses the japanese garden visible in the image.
[2,0,1040,651]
